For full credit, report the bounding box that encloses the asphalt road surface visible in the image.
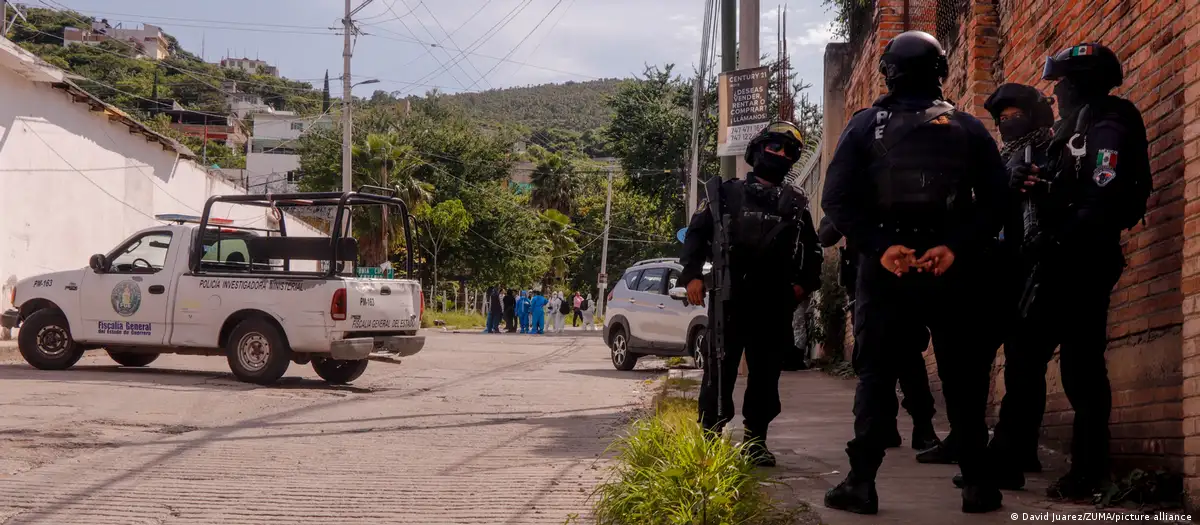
[0,332,663,524]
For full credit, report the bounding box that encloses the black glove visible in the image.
[1009,164,1051,196]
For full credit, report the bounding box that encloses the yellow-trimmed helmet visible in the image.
[744,121,804,165]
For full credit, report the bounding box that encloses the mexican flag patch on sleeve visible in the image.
[1097,149,1118,169]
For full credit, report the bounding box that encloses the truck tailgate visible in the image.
[342,279,420,332]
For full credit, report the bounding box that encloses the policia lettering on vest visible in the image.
[679,121,823,469]
[820,31,1011,515]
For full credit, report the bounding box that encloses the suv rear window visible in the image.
[622,269,642,290]
[636,268,666,294]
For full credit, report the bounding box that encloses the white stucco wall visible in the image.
[0,59,324,313]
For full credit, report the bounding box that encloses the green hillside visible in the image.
[442,79,625,135]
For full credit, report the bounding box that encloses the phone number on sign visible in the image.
[1011,512,1192,522]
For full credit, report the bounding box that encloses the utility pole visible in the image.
[3,1,27,38]
[719,0,737,181]
[736,0,760,180]
[687,0,717,219]
[341,0,354,195]
[597,167,614,320]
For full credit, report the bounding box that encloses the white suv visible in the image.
[603,258,710,371]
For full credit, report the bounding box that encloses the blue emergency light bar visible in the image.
[155,214,234,225]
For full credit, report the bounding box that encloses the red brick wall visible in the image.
[826,0,1198,492]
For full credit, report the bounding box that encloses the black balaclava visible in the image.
[751,146,792,185]
[1053,77,1103,118]
[998,115,1035,143]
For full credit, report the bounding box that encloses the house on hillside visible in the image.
[219,57,279,78]
[63,19,170,60]
[816,0,1198,503]
[247,111,333,193]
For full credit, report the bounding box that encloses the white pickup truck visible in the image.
[2,189,426,385]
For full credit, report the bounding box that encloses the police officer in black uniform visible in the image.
[820,31,1009,514]
[680,121,823,467]
[987,43,1150,500]
[817,216,941,452]
[926,84,1058,471]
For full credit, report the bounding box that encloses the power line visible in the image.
[463,0,567,91]
[509,0,578,77]
[380,0,537,93]
[414,1,495,90]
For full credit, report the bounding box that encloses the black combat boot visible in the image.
[916,441,957,464]
[824,473,879,515]
[961,484,1003,513]
[911,420,941,451]
[953,470,1023,491]
[742,428,776,467]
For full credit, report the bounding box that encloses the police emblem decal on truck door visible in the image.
[111,281,142,317]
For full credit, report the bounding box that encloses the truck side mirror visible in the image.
[89,254,109,273]
[668,286,688,302]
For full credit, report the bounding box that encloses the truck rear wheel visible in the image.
[226,319,292,385]
[312,357,368,384]
[107,351,159,367]
[18,310,84,370]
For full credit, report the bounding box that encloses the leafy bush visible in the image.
[813,256,847,358]
[592,398,796,525]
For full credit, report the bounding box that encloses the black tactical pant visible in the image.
[848,277,936,428]
[698,304,792,437]
[992,244,1124,477]
[846,255,995,484]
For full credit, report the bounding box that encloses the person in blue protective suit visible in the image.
[529,291,548,334]
[516,291,530,333]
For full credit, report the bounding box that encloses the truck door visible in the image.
[80,231,175,345]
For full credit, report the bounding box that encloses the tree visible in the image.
[540,209,578,289]
[416,199,472,312]
[603,66,693,222]
[530,148,575,213]
[352,133,427,265]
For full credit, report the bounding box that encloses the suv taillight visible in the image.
[331,288,347,321]
[9,287,15,307]
[607,290,614,303]
[419,291,425,318]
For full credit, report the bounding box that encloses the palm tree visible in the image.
[352,133,427,266]
[531,153,575,214]
[540,209,578,289]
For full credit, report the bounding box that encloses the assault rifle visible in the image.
[704,176,733,421]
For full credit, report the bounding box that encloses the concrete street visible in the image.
[0,331,661,524]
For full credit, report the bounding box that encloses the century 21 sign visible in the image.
[717,66,770,157]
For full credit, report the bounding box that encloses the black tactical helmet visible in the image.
[1042,43,1123,91]
[743,121,804,165]
[983,83,1056,128]
[878,31,949,89]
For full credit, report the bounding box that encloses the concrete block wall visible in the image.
[822,0,1200,502]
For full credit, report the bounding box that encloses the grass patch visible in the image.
[592,394,800,525]
[663,357,688,368]
[665,376,701,393]
[421,310,486,329]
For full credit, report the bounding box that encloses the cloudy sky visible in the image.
[50,0,837,102]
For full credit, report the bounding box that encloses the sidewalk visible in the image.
[752,369,1170,525]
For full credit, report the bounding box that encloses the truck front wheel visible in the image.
[107,351,159,367]
[226,319,292,385]
[312,357,368,384]
[18,310,84,370]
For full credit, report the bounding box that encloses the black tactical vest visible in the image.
[866,105,972,231]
